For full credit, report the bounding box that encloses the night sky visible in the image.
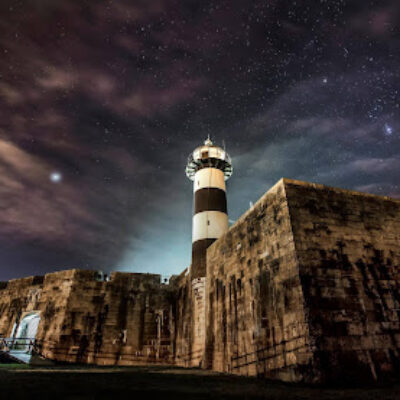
[0,1,399,280]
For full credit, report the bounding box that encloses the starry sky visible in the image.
[0,0,399,280]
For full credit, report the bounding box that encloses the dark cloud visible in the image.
[0,0,399,280]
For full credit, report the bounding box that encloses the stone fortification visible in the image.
[285,179,400,382]
[40,270,175,365]
[1,178,400,383]
[172,269,207,367]
[205,179,312,381]
[0,270,174,365]
[0,275,44,337]
[205,179,400,382]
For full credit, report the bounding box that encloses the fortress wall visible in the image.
[0,275,44,337]
[284,179,400,382]
[2,178,400,383]
[91,272,173,366]
[39,270,174,365]
[172,269,199,366]
[36,269,79,359]
[205,180,314,382]
[0,269,175,366]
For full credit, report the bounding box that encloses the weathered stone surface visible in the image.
[204,179,400,383]
[0,275,43,337]
[171,268,204,367]
[285,179,400,383]
[0,270,174,366]
[205,180,313,382]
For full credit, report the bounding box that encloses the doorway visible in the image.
[14,312,40,352]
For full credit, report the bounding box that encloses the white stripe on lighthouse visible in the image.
[192,210,229,243]
[193,168,226,193]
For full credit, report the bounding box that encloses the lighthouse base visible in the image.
[191,239,215,279]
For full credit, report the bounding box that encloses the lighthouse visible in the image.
[186,137,233,278]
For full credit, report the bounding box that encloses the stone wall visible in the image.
[204,178,400,383]
[35,270,77,360]
[285,179,400,383]
[1,178,400,383]
[172,270,209,367]
[0,269,175,366]
[172,269,198,366]
[0,275,43,337]
[40,270,175,365]
[205,180,313,381]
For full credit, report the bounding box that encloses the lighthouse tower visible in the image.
[186,137,233,278]
[184,137,232,366]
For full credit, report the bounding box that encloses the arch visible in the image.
[15,312,40,340]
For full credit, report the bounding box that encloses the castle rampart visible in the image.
[205,179,400,382]
[1,179,400,383]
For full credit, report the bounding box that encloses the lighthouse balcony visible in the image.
[186,155,232,180]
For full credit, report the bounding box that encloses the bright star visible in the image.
[50,171,62,183]
[322,77,328,84]
[384,123,393,136]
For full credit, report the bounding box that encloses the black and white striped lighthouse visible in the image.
[186,137,233,278]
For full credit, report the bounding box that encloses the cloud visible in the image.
[37,68,76,90]
[0,0,399,280]
[0,139,93,242]
[0,82,24,105]
[349,4,400,37]
[0,133,159,274]
[355,183,400,199]
[120,77,206,115]
[348,157,400,174]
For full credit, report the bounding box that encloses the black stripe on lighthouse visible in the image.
[194,188,227,214]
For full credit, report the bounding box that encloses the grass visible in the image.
[0,363,30,369]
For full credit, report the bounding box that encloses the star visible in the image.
[384,123,393,136]
[50,171,63,183]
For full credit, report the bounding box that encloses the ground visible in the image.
[0,364,400,400]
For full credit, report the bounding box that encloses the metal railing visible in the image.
[0,337,37,353]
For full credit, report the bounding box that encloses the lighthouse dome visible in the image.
[185,137,232,181]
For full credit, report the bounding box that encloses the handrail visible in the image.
[231,334,305,362]
[231,342,305,370]
[0,336,190,364]
[0,337,37,353]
